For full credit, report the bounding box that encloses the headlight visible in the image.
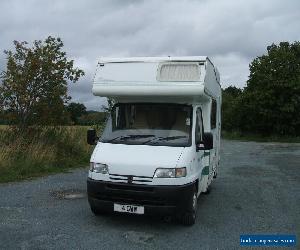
[154,167,186,178]
[90,162,109,174]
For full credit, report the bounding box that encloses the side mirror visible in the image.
[87,129,98,145]
[196,132,214,151]
[196,142,205,151]
[203,132,213,150]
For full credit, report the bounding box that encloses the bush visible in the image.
[0,126,94,183]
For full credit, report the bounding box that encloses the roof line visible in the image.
[98,56,208,63]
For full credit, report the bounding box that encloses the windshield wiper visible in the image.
[156,135,187,141]
[142,135,187,145]
[122,134,155,140]
[104,134,155,143]
[103,136,124,143]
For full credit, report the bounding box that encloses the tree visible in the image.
[101,98,115,113]
[66,102,87,124]
[221,86,242,131]
[240,41,300,135]
[0,36,84,129]
[77,111,106,126]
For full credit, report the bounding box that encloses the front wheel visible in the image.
[213,163,218,179]
[178,187,198,226]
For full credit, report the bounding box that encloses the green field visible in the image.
[0,125,96,183]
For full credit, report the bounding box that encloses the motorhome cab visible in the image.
[87,57,221,225]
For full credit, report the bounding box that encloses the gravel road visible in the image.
[0,140,299,250]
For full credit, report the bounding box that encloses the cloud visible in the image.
[0,0,299,109]
[212,53,250,87]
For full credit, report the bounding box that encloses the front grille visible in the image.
[106,183,154,192]
[90,182,166,206]
[94,192,165,206]
[109,173,153,184]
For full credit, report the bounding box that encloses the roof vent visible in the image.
[157,62,200,82]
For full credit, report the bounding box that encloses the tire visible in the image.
[213,169,218,179]
[213,163,218,179]
[179,187,198,226]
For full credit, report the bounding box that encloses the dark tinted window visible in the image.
[195,108,203,143]
[211,99,217,129]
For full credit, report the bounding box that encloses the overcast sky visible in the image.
[1,0,299,110]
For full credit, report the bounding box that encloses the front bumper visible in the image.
[87,178,196,216]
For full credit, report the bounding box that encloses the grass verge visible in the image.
[222,130,300,143]
[0,126,96,183]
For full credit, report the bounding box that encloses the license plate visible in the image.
[114,203,144,214]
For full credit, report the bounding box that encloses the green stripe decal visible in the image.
[202,166,209,175]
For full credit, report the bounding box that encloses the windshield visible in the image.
[100,103,192,147]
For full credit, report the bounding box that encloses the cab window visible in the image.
[195,108,203,144]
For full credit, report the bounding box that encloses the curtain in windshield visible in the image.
[101,103,192,147]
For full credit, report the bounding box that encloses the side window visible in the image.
[195,108,203,143]
[211,99,217,129]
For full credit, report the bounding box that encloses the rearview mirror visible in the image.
[87,129,98,145]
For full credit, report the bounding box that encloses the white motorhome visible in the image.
[87,56,221,225]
